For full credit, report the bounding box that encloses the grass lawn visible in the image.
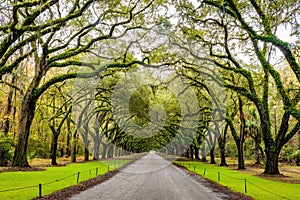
[202,157,300,183]
[0,159,129,200]
[177,161,300,200]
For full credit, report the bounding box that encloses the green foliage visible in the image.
[279,145,295,162]
[243,139,256,159]
[28,138,50,159]
[0,136,15,166]
[95,67,193,153]
[129,85,151,126]
[225,140,237,157]
[288,150,300,165]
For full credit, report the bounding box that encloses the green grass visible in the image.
[177,161,300,200]
[0,160,130,200]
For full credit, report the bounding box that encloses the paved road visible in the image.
[69,152,221,200]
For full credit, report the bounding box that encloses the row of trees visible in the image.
[176,0,300,174]
[0,0,299,175]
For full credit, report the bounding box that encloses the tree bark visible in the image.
[84,147,89,161]
[254,129,261,164]
[71,130,77,162]
[194,146,200,160]
[264,148,280,174]
[12,75,41,167]
[51,135,59,165]
[210,147,216,164]
[82,132,90,161]
[219,146,227,166]
[107,144,114,158]
[190,144,194,159]
[185,148,190,158]
[237,144,245,169]
[1,75,16,136]
[102,144,107,159]
[238,97,246,169]
[219,124,228,166]
[93,134,100,160]
[50,105,71,165]
[93,112,106,160]
[225,95,245,169]
[201,144,207,162]
[66,118,71,157]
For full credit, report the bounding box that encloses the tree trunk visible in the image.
[218,139,227,166]
[12,87,38,167]
[210,147,216,164]
[12,64,44,167]
[82,126,90,161]
[194,146,200,160]
[254,129,261,164]
[264,151,280,174]
[93,115,101,160]
[201,145,207,162]
[190,145,194,159]
[219,146,227,166]
[83,136,89,161]
[12,87,17,140]
[102,144,107,159]
[219,124,228,166]
[71,130,77,162]
[51,135,59,165]
[207,128,217,164]
[218,128,228,166]
[1,75,16,136]
[107,144,114,158]
[93,135,100,160]
[264,146,280,174]
[237,144,245,169]
[66,118,71,157]
[84,147,89,161]
[259,145,265,162]
[259,108,282,174]
[185,148,190,158]
[228,122,245,169]
[224,122,245,169]
[237,96,245,169]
